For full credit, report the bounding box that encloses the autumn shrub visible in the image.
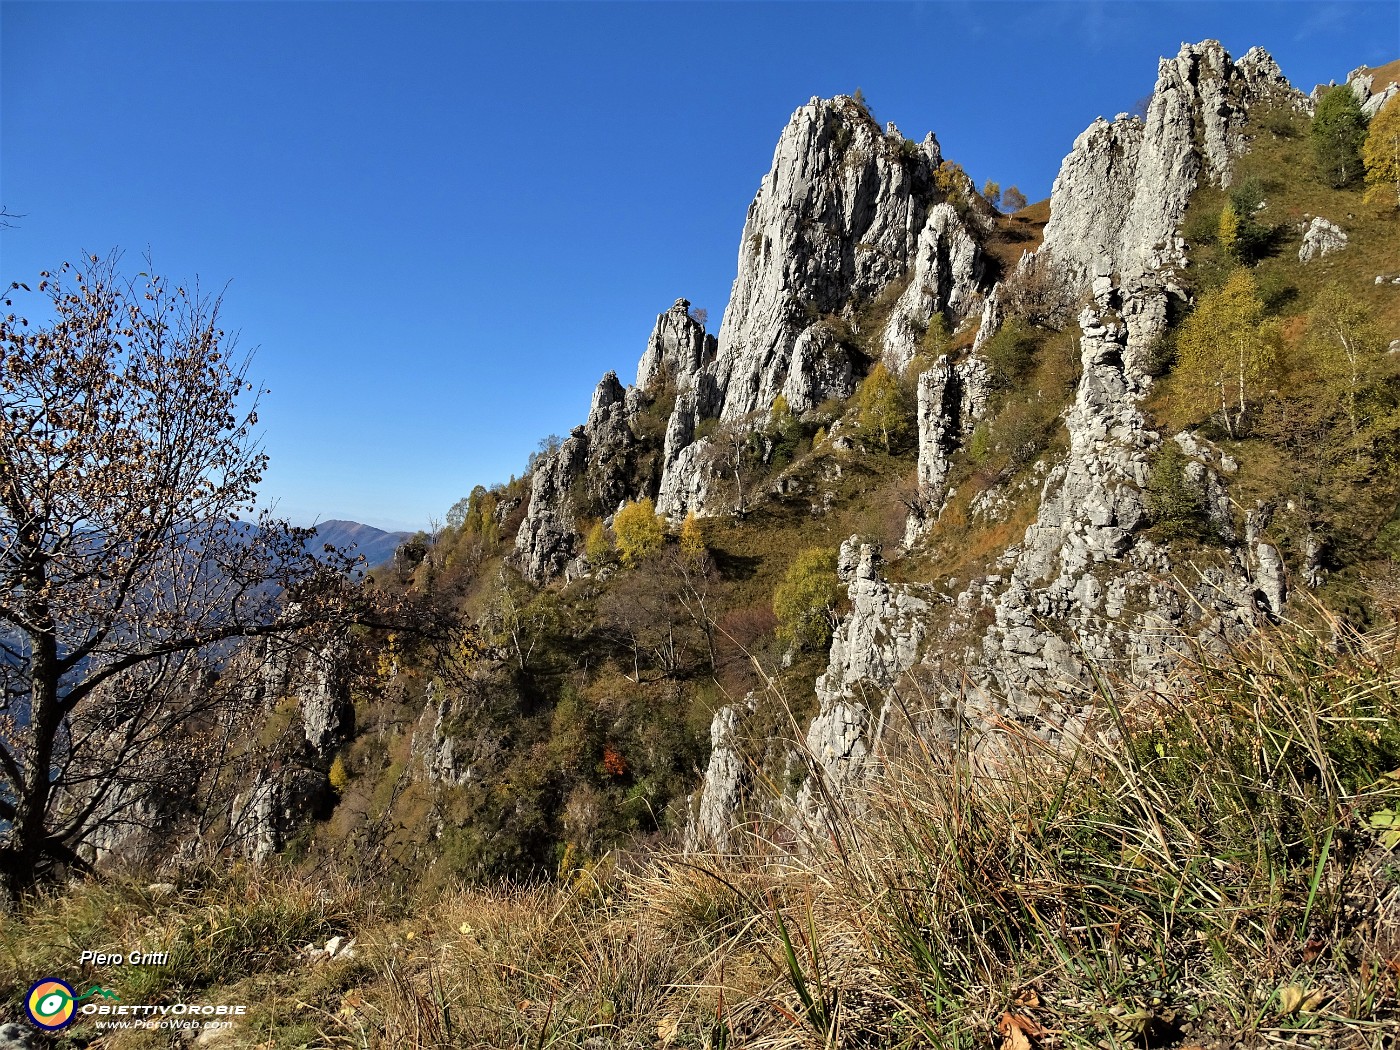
[772,547,841,651]
[612,498,665,566]
[1364,94,1400,205]
[329,754,351,792]
[584,518,613,565]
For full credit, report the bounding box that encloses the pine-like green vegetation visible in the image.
[4,71,1400,1050]
[1312,85,1369,188]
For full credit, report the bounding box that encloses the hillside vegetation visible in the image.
[4,617,1399,1048]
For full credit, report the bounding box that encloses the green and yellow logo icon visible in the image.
[25,978,77,1030]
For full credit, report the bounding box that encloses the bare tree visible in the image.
[0,254,359,898]
[710,413,762,517]
[1000,251,1078,330]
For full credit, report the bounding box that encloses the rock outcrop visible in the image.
[298,641,352,760]
[698,42,1309,841]
[229,768,328,860]
[515,43,1316,851]
[517,95,998,550]
[713,97,944,422]
[193,633,352,863]
[1299,216,1348,262]
[796,539,929,810]
[1349,64,1400,119]
[974,302,1163,711]
[636,298,716,397]
[515,370,649,581]
[1039,42,1301,293]
[413,679,505,787]
[879,203,985,374]
[905,354,991,543]
[685,703,752,852]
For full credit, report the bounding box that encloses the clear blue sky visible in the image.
[2,2,1394,532]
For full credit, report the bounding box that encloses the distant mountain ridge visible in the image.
[305,519,412,569]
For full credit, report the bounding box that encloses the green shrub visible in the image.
[996,397,1057,468]
[773,548,841,651]
[1311,85,1368,187]
[1144,442,1211,540]
[852,362,913,453]
[981,318,1039,388]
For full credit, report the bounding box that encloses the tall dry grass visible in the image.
[3,617,1397,1048]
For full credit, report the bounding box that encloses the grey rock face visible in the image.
[880,203,985,374]
[685,703,752,852]
[781,321,857,413]
[1253,542,1287,617]
[905,355,991,544]
[656,431,717,520]
[1363,83,1398,119]
[1304,533,1327,590]
[521,97,994,558]
[912,358,958,516]
[0,1024,34,1050]
[713,96,944,422]
[515,371,647,582]
[229,768,327,860]
[415,681,502,787]
[692,42,1310,850]
[796,539,930,811]
[977,303,1159,710]
[514,429,588,583]
[1298,217,1348,262]
[1040,41,1302,294]
[636,298,716,395]
[1349,65,1400,119]
[299,641,351,760]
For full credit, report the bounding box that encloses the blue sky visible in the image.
[2,1,1394,532]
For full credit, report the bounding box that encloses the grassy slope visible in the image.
[3,619,1398,1049]
[1150,95,1400,620]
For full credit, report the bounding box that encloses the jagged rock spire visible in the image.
[1040,40,1304,293]
[712,95,944,421]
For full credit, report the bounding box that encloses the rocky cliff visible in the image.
[515,96,994,578]
[226,636,352,860]
[1040,42,1302,293]
[688,41,1325,841]
[519,42,1302,579]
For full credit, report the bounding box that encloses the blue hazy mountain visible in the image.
[305,520,413,570]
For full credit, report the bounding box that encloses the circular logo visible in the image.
[26,978,77,1030]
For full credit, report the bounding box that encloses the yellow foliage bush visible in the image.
[613,498,664,567]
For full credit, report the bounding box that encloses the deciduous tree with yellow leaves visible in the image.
[1175,269,1278,438]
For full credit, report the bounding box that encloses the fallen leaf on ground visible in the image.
[998,1011,1045,1050]
[657,1014,681,1044]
